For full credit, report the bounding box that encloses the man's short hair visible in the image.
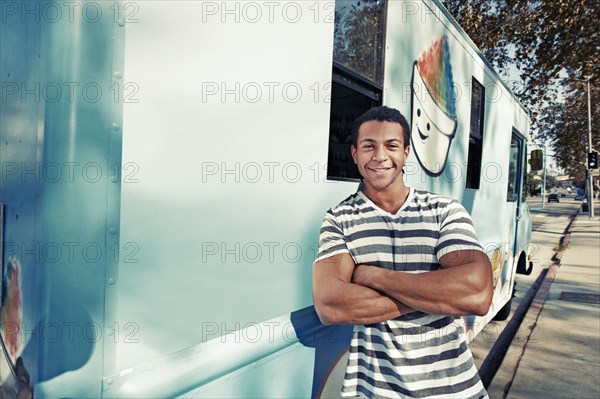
[351,106,410,148]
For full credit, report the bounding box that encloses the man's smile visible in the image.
[367,166,393,173]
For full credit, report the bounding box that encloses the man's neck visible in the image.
[362,183,410,214]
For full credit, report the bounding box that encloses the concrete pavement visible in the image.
[487,204,600,399]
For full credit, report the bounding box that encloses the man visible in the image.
[312,106,493,399]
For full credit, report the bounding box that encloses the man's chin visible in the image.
[363,179,394,192]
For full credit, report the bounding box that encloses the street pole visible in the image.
[530,143,547,211]
[542,143,546,210]
[586,76,594,218]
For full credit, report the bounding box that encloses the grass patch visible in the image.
[553,242,569,252]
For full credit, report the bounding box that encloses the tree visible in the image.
[525,171,540,195]
[333,0,386,83]
[544,173,557,190]
[441,0,599,179]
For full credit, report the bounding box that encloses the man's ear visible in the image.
[351,145,358,164]
[404,145,410,159]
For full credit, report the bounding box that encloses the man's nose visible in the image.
[372,146,387,162]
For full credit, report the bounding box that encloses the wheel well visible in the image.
[516,250,532,275]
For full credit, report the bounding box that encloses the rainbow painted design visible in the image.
[417,35,456,118]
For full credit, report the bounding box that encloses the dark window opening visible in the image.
[507,131,524,202]
[521,143,528,203]
[327,0,387,181]
[327,69,381,180]
[466,78,485,189]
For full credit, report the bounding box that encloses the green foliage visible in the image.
[441,0,599,179]
[545,174,557,190]
[526,171,541,195]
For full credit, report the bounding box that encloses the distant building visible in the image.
[555,175,573,188]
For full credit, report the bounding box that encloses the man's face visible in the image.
[351,120,410,192]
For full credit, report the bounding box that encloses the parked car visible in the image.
[548,193,560,203]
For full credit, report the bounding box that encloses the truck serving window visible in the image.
[466,78,485,189]
[507,131,524,202]
[327,0,386,181]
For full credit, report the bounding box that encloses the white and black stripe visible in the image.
[316,188,488,399]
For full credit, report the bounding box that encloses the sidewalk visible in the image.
[505,205,600,399]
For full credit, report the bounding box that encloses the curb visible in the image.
[478,268,548,389]
[478,205,579,390]
[550,208,577,265]
[501,264,559,396]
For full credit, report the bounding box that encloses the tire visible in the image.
[493,296,512,321]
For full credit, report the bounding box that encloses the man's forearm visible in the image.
[314,279,414,325]
[312,253,416,325]
[353,261,492,316]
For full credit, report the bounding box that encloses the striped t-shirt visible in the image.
[315,188,488,399]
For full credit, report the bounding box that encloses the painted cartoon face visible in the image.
[410,63,457,176]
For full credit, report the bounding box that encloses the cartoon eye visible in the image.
[417,108,421,117]
[427,123,431,131]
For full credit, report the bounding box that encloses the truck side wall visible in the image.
[0,0,531,397]
[1,1,124,397]
[110,1,346,397]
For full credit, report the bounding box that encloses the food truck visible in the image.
[0,0,532,397]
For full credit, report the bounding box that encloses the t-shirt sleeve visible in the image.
[314,210,350,263]
[436,200,485,260]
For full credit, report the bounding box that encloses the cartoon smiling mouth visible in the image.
[417,125,428,141]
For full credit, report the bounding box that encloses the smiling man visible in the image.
[312,106,493,399]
